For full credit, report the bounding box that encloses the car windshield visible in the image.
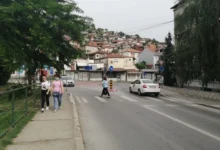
[142,80,154,83]
[61,77,72,80]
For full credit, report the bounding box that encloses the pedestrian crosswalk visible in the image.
[71,94,201,108]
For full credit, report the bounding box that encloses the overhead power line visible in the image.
[126,20,174,34]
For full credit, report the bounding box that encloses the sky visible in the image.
[75,0,176,42]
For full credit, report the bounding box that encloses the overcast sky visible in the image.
[75,0,176,42]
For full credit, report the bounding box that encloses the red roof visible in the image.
[88,51,109,55]
[106,53,133,58]
[121,48,141,53]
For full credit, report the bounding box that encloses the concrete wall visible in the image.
[85,46,98,53]
[164,86,220,101]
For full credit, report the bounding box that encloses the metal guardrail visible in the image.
[0,83,41,139]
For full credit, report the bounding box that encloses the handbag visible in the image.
[53,92,59,96]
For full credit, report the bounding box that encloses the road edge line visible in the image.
[69,93,85,150]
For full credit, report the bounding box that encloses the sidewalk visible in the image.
[6,93,77,150]
[160,88,220,109]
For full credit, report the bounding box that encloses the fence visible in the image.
[0,83,41,139]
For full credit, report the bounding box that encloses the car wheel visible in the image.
[129,87,133,93]
[155,93,159,97]
[138,89,142,96]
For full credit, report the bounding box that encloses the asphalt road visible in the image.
[68,82,220,150]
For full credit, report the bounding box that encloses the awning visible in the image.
[77,62,87,67]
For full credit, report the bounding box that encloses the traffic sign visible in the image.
[160,66,164,72]
[84,66,92,70]
[109,66,113,72]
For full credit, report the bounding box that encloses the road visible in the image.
[68,82,220,150]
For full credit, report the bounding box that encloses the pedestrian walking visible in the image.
[52,75,64,112]
[100,76,110,98]
[41,75,50,113]
[159,76,164,88]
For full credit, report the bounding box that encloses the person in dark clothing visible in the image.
[41,75,50,112]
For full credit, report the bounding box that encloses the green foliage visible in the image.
[175,0,220,88]
[163,32,175,86]
[112,49,119,53]
[135,61,146,70]
[118,32,125,37]
[0,0,92,84]
[0,58,13,86]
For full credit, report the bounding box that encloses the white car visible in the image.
[129,79,160,97]
[61,76,75,87]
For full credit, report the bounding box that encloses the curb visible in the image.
[196,103,220,110]
[160,93,220,110]
[69,93,85,150]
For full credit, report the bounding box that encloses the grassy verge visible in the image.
[0,85,10,92]
[0,109,37,150]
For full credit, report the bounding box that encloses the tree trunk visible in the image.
[27,72,32,85]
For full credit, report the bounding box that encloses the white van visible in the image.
[61,76,75,87]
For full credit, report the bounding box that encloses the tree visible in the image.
[118,32,125,37]
[0,0,92,85]
[151,38,159,47]
[163,32,175,86]
[175,0,220,88]
[125,35,132,39]
[112,49,119,53]
[135,61,146,70]
[135,34,141,40]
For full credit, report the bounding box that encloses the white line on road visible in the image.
[82,97,88,103]
[142,105,220,142]
[163,96,193,103]
[161,97,177,102]
[76,96,82,103]
[147,97,161,102]
[121,96,137,102]
[165,104,180,107]
[95,96,107,103]
[69,93,75,104]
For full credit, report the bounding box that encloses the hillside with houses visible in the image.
[64,28,166,81]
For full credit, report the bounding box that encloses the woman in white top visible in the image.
[41,75,50,113]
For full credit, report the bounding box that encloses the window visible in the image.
[142,79,154,83]
[96,54,99,58]
[135,80,140,84]
[129,59,131,61]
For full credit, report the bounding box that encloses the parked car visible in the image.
[129,79,160,97]
[61,76,75,87]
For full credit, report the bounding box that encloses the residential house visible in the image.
[94,53,138,80]
[88,51,109,60]
[85,41,103,53]
[120,48,141,63]
[102,45,115,52]
[138,47,162,69]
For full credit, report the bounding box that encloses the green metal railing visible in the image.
[0,83,41,139]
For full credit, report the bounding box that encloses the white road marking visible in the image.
[69,93,75,104]
[164,96,193,104]
[165,104,180,107]
[147,97,161,102]
[76,96,82,103]
[82,97,88,103]
[142,105,220,142]
[143,104,156,107]
[121,96,137,102]
[188,104,220,114]
[161,97,177,102]
[95,96,107,103]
